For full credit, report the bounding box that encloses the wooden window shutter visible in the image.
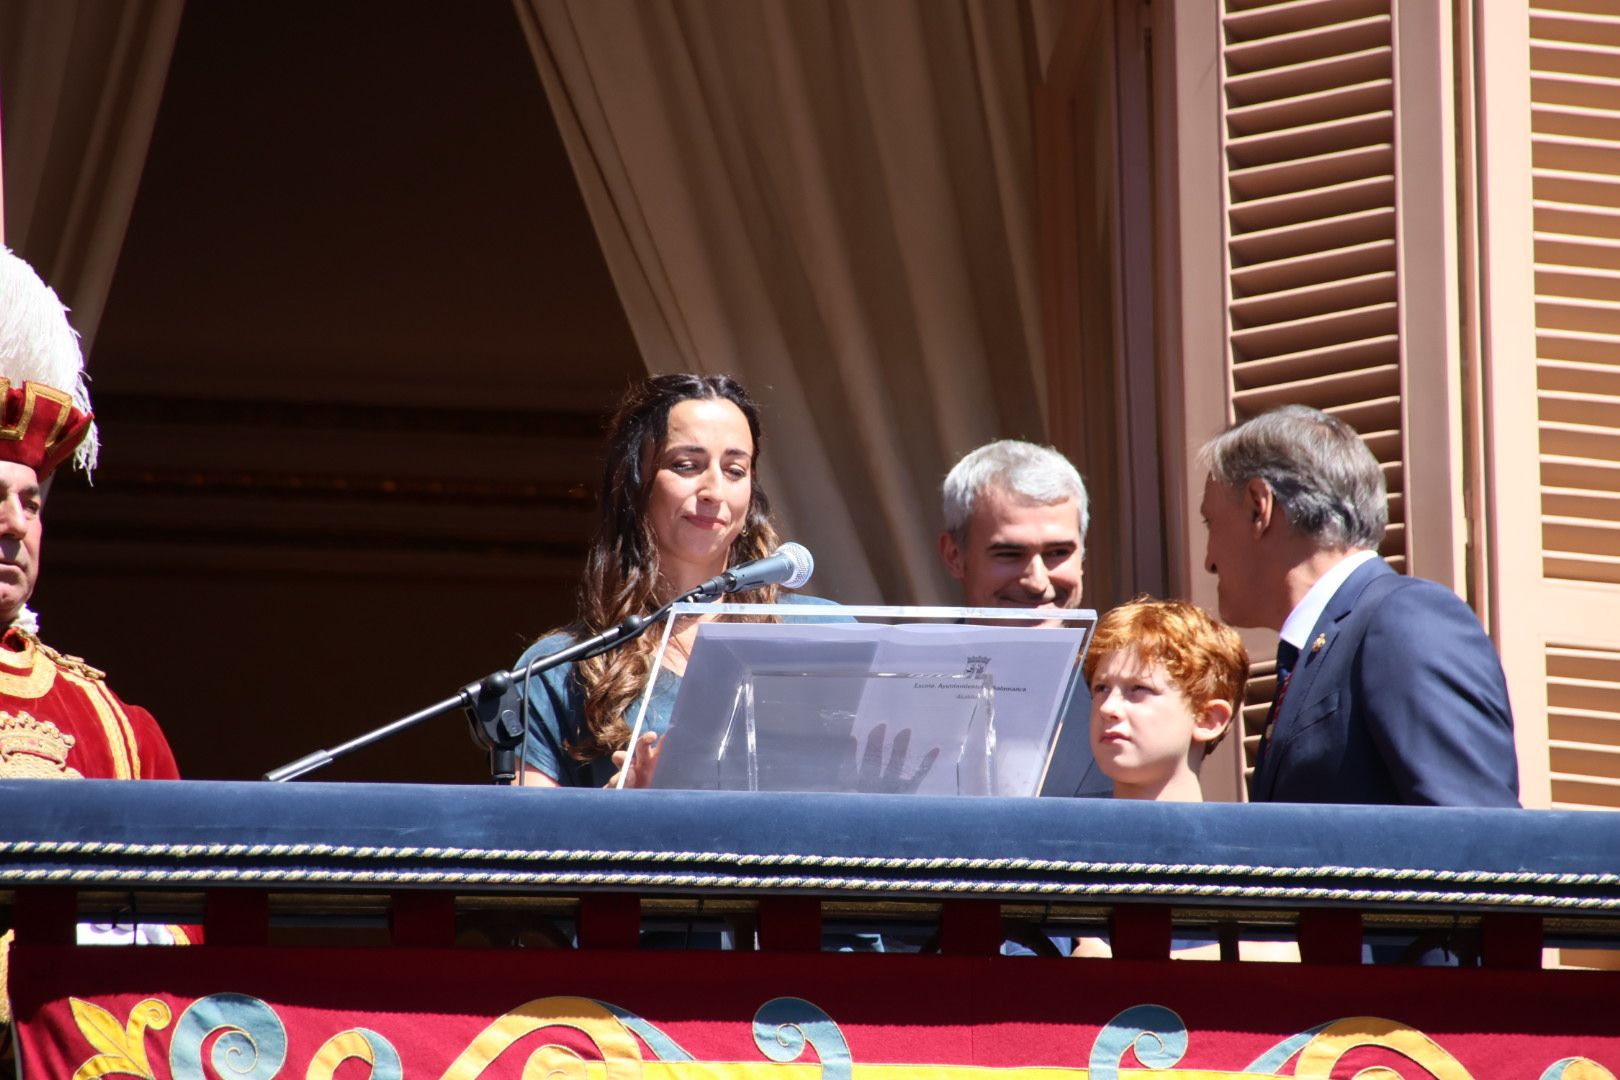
[1226,0,1399,779]
[1535,3,1620,808]
[1546,646,1620,808]
[1164,0,1471,794]
[1222,0,1403,782]
[1533,3,1620,598]
[1477,0,1620,811]
[1221,0,1405,573]
[1477,2,1620,809]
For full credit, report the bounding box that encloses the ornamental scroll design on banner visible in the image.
[65,993,1616,1079]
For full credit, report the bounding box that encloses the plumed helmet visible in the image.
[0,246,97,476]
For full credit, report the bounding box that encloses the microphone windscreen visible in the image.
[777,542,814,589]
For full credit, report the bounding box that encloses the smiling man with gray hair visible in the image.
[939,439,1108,798]
[1199,405,1517,806]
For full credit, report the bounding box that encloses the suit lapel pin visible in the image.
[1311,633,1326,654]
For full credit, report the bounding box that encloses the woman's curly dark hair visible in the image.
[569,373,780,759]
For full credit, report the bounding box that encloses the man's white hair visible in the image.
[0,246,97,471]
[941,439,1088,542]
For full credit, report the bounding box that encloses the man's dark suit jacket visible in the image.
[1250,557,1519,806]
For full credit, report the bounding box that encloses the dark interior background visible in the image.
[33,2,643,782]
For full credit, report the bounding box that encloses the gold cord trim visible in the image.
[0,840,1614,909]
[0,632,55,700]
[53,667,133,779]
[0,864,1612,910]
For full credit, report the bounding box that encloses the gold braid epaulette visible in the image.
[17,631,106,681]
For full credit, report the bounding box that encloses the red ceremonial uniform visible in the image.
[0,628,190,1035]
[0,271,194,1050]
[0,628,176,781]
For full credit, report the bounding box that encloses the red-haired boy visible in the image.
[1085,598,1248,801]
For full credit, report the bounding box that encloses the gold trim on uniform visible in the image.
[0,632,56,700]
[94,676,141,779]
[55,665,136,779]
[37,383,75,453]
[0,634,140,777]
[0,379,73,449]
[32,636,106,680]
[0,928,12,1024]
[0,632,138,777]
[0,710,83,779]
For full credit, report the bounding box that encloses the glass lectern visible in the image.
[625,604,1095,797]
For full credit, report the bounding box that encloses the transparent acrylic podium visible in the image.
[624,604,1095,797]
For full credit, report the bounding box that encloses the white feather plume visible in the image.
[0,246,98,473]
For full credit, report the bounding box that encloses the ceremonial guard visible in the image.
[0,248,188,1050]
[0,247,178,784]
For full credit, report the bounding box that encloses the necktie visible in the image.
[1255,639,1300,770]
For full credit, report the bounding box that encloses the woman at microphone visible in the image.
[515,373,838,787]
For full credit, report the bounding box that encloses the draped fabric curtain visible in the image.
[0,0,184,356]
[515,0,1064,604]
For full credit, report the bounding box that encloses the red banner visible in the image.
[12,945,1620,1078]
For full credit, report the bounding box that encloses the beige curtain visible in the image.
[516,0,1064,604]
[0,0,184,356]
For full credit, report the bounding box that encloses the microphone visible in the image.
[692,542,814,598]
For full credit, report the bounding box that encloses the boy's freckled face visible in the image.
[1088,648,1200,788]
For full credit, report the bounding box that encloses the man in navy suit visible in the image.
[1199,406,1518,806]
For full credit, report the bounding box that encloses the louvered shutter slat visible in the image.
[1229,144,1393,201]
[1227,112,1394,169]
[1230,303,1398,360]
[1543,454,1620,491]
[1227,80,1395,137]
[1532,10,1620,47]
[1543,486,1620,520]
[1534,169,1620,208]
[1533,71,1620,111]
[1232,243,1394,298]
[1534,135,1620,177]
[1229,207,1395,265]
[1229,176,1396,233]
[1538,327,1620,364]
[1230,335,1397,388]
[1225,47,1392,107]
[1223,0,1390,40]
[1541,420,1620,459]
[1534,200,1620,239]
[1539,388,1620,426]
[1232,364,1399,415]
[1230,271,1397,327]
[1533,39,1620,77]
[1538,296,1620,333]
[1541,359,1620,395]
[1549,708,1620,748]
[1225,16,1393,75]
[1536,265,1620,300]
[1532,103,1620,141]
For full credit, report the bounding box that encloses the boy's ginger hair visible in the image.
[1082,597,1249,752]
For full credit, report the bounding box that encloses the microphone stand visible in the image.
[264,583,722,784]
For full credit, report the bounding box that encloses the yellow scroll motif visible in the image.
[439,995,644,1080]
[47,995,1619,1080]
[1293,1017,1470,1080]
[1556,1062,1619,1080]
[69,997,171,1080]
[308,1030,384,1079]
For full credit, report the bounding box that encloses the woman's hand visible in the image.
[606,731,662,789]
